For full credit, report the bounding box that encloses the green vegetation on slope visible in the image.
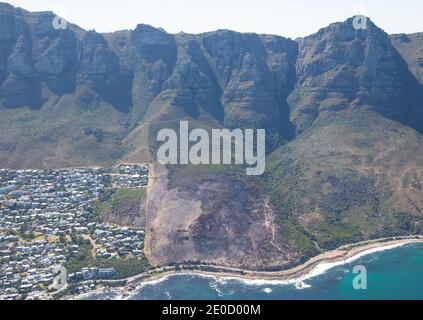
[94,188,146,228]
[265,110,423,254]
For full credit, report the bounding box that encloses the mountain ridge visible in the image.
[1,2,423,270]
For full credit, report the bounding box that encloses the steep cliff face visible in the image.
[79,30,133,111]
[1,3,423,270]
[0,4,40,107]
[119,27,299,140]
[201,31,298,135]
[2,5,422,138]
[0,4,133,110]
[0,3,81,107]
[291,18,423,134]
[0,4,298,140]
[0,3,301,169]
[391,32,423,85]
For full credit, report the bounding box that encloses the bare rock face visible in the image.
[391,32,423,85]
[7,35,32,75]
[159,33,224,121]
[131,24,176,66]
[0,4,130,109]
[0,5,298,139]
[127,24,177,117]
[291,17,423,134]
[145,165,299,270]
[2,32,38,107]
[201,30,298,136]
[34,17,79,96]
[0,5,39,107]
[1,7,422,135]
[79,31,132,111]
[118,26,299,144]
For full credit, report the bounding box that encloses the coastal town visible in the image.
[0,165,149,300]
[1,166,423,300]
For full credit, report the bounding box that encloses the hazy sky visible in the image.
[5,0,423,38]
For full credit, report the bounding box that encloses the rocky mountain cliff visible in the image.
[292,18,423,134]
[391,32,423,85]
[1,2,423,269]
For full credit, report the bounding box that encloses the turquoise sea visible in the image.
[85,243,423,300]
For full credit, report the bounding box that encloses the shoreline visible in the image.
[70,236,423,300]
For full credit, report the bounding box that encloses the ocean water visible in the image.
[78,243,423,300]
[124,243,423,300]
